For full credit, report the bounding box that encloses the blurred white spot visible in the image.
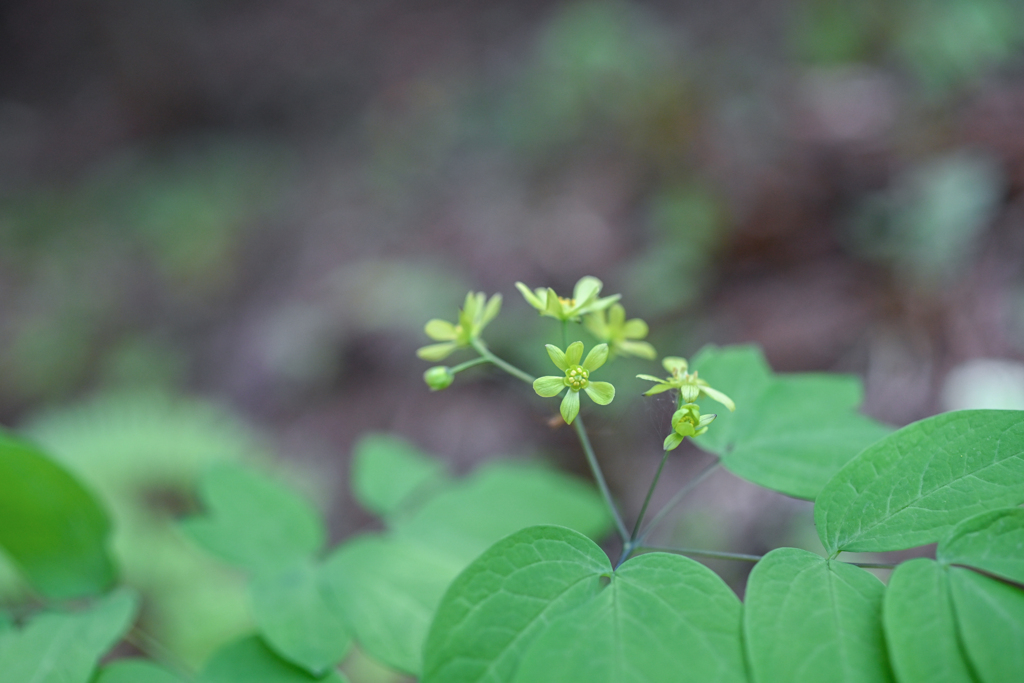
[941,358,1024,411]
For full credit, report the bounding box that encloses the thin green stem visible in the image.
[630,450,671,541]
[635,459,721,547]
[469,338,627,543]
[639,545,897,570]
[470,339,535,384]
[450,356,490,373]
[573,415,629,542]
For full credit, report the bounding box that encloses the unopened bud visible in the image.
[424,366,455,391]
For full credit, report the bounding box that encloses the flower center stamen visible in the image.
[564,365,590,391]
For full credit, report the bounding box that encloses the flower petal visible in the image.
[416,342,457,361]
[636,374,665,383]
[579,293,620,315]
[572,276,603,305]
[515,282,545,311]
[584,381,615,405]
[680,383,700,403]
[701,385,736,412]
[618,340,657,360]
[582,343,609,372]
[663,432,684,451]
[583,310,608,339]
[560,389,580,425]
[622,318,649,340]
[564,341,584,367]
[642,383,674,396]
[424,319,457,341]
[544,288,563,318]
[674,421,696,437]
[462,291,480,320]
[609,303,625,328]
[533,375,566,397]
[662,356,688,374]
[545,344,568,371]
[479,293,502,329]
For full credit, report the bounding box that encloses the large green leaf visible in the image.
[0,588,138,683]
[949,567,1024,683]
[0,429,116,599]
[182,463,324,574]
[511,552,746,683]
[816,410,1024,554]
[198,636,347,683]
[423,526,746,683]
[322,535,464,675]
[94,659,185,683]
[422,526,609,683]
[351,433,448,517]
[744,548,893,683]
[391,461,612,562]
[692,345,890,499]
[882,559,975,683]
[323,458,612,675]
[938,508,1024,585]
[250,560,352,675]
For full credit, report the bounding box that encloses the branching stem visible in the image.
[630,450,671,541]
[574,415,630,542]
[468,338,627,541]
[470,339,536,384]
[636,459,721,547]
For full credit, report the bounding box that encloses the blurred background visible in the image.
[2,0,1024,677]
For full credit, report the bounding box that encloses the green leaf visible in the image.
[510,552,746,683]
[423,526,745,683]
[423,526,614,683]
[0,429,116,599]
[949,567,1024,683]
[938,507,1024,585]
[325,459,612,675]
[94,659,185,683]
[198,636,348,683]
[0,588,138,683]
[883,559,975,683]
[744,548,893,683]
[322,535,464,675]
[350,434,448,518]
[816,410,1024,554]
[692,345,890,499]
[391,461,612,563]
[250,560,352,675]
[182,463,324,574]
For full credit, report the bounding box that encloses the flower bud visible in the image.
[424,366,455,391]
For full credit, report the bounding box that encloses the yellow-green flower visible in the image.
[663,403,717,451]
[584,303,656,359]
[515,276,620,322]
[417,291,501,362]
[637,356,735,410]
[533,341,616,425]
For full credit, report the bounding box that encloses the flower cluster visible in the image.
[663,403,717,451]
[416,291,501,362]
[584,303,656,360]
[415,275,734,448]
[515,276,619,322]
[532,341,615,425]
[637,357,735,410]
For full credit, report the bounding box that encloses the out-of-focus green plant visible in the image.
[847,150,1004,287]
